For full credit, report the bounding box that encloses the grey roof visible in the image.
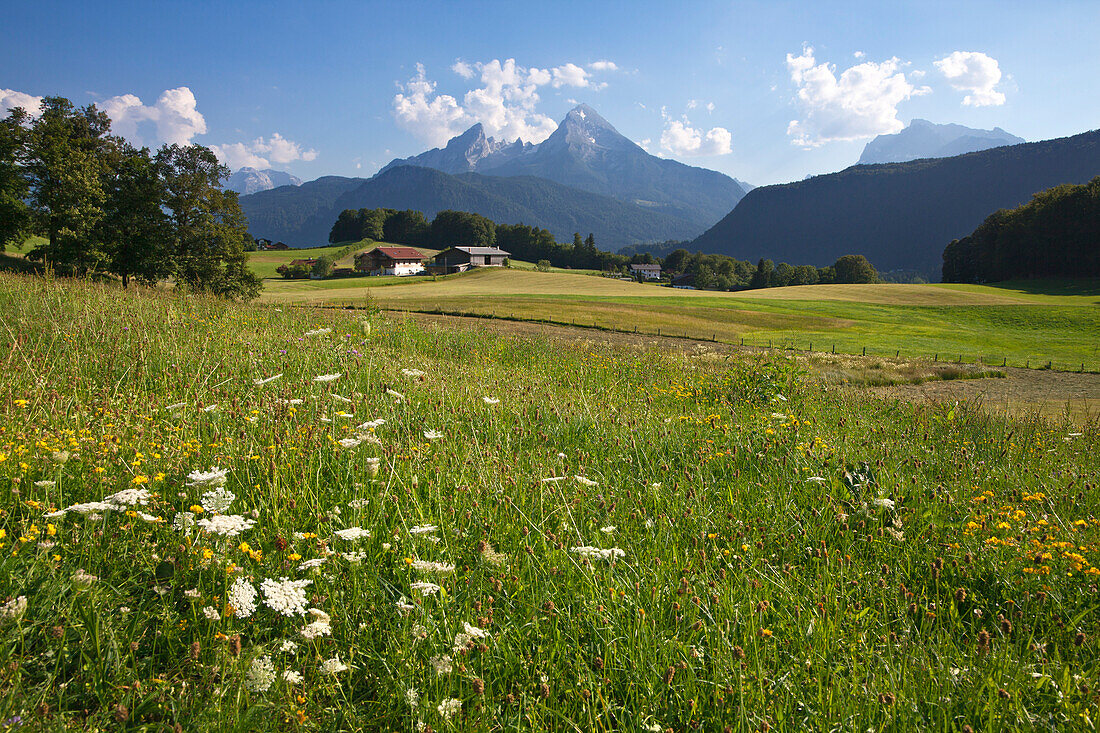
[451,246,511,256]
[630,263,661,270]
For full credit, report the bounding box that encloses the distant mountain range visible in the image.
[240,104,748,248]
[382,105,748,228]
[240,166,703,249]
[692,129,1100,278]
[858,119,1024,165]
[224,167,302,195]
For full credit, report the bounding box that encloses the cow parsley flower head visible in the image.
[385,388,405,401]
[227,578,258,619]
[1,596,28,623]
[201,486,235,514]
[304,327,332,337]
[260,577,312,617]
[300,608,332,639]
[402,368,426,377]
[430,654,453,676]
[406,687,420,707]
[482,396,500,404]
[282,670,303,685]
[409,524,438,535]
[411,560,454,574]
[574,475,598,486]
[453,621,490,651]
[423,430,443,440]
[410,581,440,596]
[334,527,371,541]
[320,656,348,675]
[571,546,625,562]
[437,698,462,721]
[297,558,326,571]
[338,436,363,449]
[202,606,221,621]
[313,373,341,383]
[103,488,152,507]
[71,569,98,589]
[172,511,196,531]
[187,467,229,490]
[246,655,276,693]
[358,418,385,430]
[198,514,255,537]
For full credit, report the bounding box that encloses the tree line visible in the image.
[329,207,639,271]
[663,250,880,290]
[942,176,1100,283]
[0,97,260,298]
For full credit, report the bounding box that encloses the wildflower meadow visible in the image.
[0,271,1097,731]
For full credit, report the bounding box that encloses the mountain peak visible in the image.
[858,119,1025,165]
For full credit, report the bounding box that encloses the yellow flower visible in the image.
[14,399,28,408]
[201,548,214,560]
[288,553,301,561]
[0,530,5,540]
[190,505,204,514]
[46,524,56,536]
[154,473,166,482]
[93,466,105,474]
[131,475,149,485]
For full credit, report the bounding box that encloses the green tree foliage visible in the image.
[943,177,1100,282]
[430,210,496,248]
[24,97,115,273]
[157,144,261,299]
[95,144,172,287]
[0,108,33,250]
[833,254,880,284]
[311,256,335,278]
[383,210,430,244]
[329,207,389,243]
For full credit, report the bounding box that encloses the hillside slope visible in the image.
[693,129,1100,278]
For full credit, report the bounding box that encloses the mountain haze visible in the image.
[858,119,1025,165]
[240,166,702,249]
[693,129,1100,278]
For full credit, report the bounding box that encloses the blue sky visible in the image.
[2,0,1097,186]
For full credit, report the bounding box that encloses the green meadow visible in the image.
[0,271,1098,730]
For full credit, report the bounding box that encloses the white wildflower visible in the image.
[187,467,229,490]
[348,498,370,508]
[103,487,152,507]
[430,654,453,676]
[260,577,312,617]
[330,393,353,403]
[202,606,221,621]
[409,524,438,535]
[806,476,827,483]
[385,388,405,401]
[279,398,305,405]
[452,621,490,651]
[297,558,326,571]
[202,404,219,413]
[227,578,258,619]
[165,402,187,411]
[341,551,367,563]
[282,670,303,684]
[574,475,597,486]
[423,430,443,440]
[184,588,201,600]
[303,327,332,337]
[1,596,27,623]
[172,511,196,531]
[600,525,616,534]
[197,514,255,537]
[338,436,363,449]
[313,373,341,383]
[437,697,462,720]
[71,569,98,589]
[245,655,276,693]
[334,527,371,541]
[299,608,332,639]
[44,501,115,518]
[571,546,625,561]
[410,581,440,596]
[320,656,348,675]
[406,687,420,707]
[872,498,896,511]
[396,599,416,614]
[410,560,454,574]
[482,396,500,404]
[402,368,426,377]
[279,639,299,653]
[253,374,283,385]
[357,418,385,430]
[540,476,567,483]
[34,480,55,489]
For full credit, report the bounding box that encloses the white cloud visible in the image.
[100,87,207,146]
[210,133,318,170]
[392,58,617,147]
[0,89,44,118]
[660,118,732,157]
[589,60,618,72]
[934,51,1005,107]
[784,46,929,147]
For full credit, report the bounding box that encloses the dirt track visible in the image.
[400,312,1100,424]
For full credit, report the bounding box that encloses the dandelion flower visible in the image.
[260,577,312,617]
[227,578,258,618]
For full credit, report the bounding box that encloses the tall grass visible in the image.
[0,272,1097,730]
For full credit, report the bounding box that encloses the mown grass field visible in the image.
[1,271,1098,730]
[258,268,1100,372]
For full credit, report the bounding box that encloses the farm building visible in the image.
[629,263,662,280]
[433,246,511,273]
[355,247,428,276]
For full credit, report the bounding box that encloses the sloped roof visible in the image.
[450,246,511,256]
[630,263,661,271]
[365,246,427,260]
